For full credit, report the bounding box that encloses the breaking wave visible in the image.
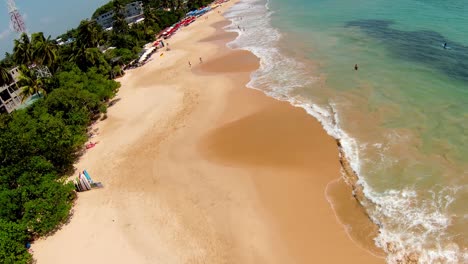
[223,0,466,263]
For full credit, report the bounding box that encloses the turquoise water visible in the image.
[225,0,467,263]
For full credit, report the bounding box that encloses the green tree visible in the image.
[0,220,31,264]
[0,1,161,262]
[111,65,124,79]
[187,0,211,10]
[55,66,119,101]
[76,20,102,50]
[113,13,130,34]
[32,32,58,69]
[0,63,13,87]
[18,65,47,101]
[143,6,161,32]
[13,33,33,66]
[71,47,111,75]
[106,48,138,65]
[113,0,124,13]
[2,52,15,68]
[43,87,101,127]
[21,179,75,236]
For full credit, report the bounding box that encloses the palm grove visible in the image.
[0,0,214,262]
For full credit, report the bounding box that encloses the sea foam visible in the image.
[223,0,465,263]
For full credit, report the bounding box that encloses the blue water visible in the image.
[225,0,468,263]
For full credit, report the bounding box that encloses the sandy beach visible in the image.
[32,1,385,263]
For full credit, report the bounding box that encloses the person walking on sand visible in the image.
[199,57,203,63]
[188,61,192,67]
[354,64,359,71]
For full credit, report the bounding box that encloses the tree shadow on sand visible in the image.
[345,19,468,83]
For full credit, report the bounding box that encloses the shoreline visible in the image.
[220,0,390,258]
[219,3,386,258]
[32,1,385,263]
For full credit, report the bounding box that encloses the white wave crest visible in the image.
[224,0,466,263]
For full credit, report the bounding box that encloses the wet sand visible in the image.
[32,1,384,263]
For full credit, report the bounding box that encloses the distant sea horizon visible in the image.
[225,0,467,263]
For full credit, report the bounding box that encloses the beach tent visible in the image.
[138,47,156,63]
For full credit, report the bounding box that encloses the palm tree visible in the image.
[144,6,158,26]
[32,32,58,69]
[110,65,124,79]
[3,52,15,68]
[162,0,171,9]
[69,47,86,69]
[13,33,34,66]
[111,0,127,35]
[84,48,102,66]
[171,0,180,11]
[113,13,129,34]
[17,65,47,102]
[70,47,103,71]
[76,20,101,49]
[0,64,13,88]
[113,0,124,13]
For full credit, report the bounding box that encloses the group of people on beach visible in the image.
[188,57,203,67]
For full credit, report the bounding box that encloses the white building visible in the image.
[0,67,22,114]
[95,1,144,29]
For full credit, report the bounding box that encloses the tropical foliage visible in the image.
[0,0,214,262]
[12,33,34,66]
[0,63,13,87]
[31,32,58,68]
[0,69,118,262]
[17,65,47,101]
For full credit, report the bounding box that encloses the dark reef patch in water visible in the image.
[345,19,468,83]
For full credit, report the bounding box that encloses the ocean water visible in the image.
[224,0,468,263]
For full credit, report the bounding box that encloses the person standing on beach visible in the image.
[188,61,192,67]
[199,57,203,63]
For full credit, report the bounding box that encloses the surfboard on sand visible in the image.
[83,170,93,184]
[79,177,89,191]
[73,179,81,192]
[82,177,92,190]
[77,178,85,191]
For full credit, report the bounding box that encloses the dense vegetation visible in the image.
[92,0,135,19]
[0,0,218,262]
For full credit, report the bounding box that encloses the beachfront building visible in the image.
[95,1,144,30]
[0,67,22,114]
[56,37,75,46]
